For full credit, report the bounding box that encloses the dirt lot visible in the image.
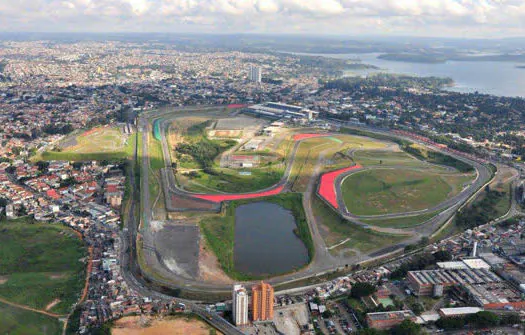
[273,303,310,335]
[112,315,221,335]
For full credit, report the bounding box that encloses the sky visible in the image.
[1,0,525,38]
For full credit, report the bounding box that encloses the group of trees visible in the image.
[436,311,520,330]
[356,311,520,335]
[455,187,507,230]
[356,320,423,335]
[350,282,377,299]
[324,74,453,92]
[176,121,236,170]
[176,139,235,170]
[390,250,452,279]
[402,144,474,173]
[43,123,74,135]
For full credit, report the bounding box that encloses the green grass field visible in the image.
[312,196,408,253]
[289,135,388,192]
[200,193,313,280]
[0,302,61,335]
[182,167,284,194]
[341,169,454,215]
[0,219,87,315]
[149,125,165,171]
[361,210,441,229]
[353,150,450,170]
[38,126,135,162]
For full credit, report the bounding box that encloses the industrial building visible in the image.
[232,284,249,326]
[244,102,319,120]
[252,281,274,322]
[463,282,525,310]
[366,310,417,330]
[407,267,501,296]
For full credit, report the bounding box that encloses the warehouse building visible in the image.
[463,282,525,310]
[407,267,501,296]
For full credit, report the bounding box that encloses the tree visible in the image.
[467,311,500,328]
[432,250,452,262]
[350,282,377,299]
[36,161,49,172]
[322,310,333,318]
[500,312,520,325]
[411,302,424,316]
[435,316,466,330]
[390,320,422,335]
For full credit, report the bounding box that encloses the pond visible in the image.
[234,202,309,277]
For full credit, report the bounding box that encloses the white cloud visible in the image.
[1,0,525,36]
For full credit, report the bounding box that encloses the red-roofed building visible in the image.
[46,189,61,200]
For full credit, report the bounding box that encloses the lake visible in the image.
[234,202,309,277]
[293,52,525,98]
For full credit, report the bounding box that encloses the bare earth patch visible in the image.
[0,276,8,284]
[112,315,221,335]
[45,298,61,311]
[48,272,68,280]
[197,236,233,284]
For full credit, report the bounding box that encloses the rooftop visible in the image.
[439,307,483,316]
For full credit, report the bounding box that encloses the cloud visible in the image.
[1,0,525,37]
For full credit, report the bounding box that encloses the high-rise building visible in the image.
[232,284,249,326]
[251,281,274,321]
[248,66,262,83]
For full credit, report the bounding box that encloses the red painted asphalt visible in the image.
[227,104,248,108]
[318,165,362,209]
[192,185,286,203]
[293,133,330,141]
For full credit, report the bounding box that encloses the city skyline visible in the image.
[2,1,525,38]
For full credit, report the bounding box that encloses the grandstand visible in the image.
[244,102,318,120]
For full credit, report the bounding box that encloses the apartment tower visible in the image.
[232,284,249,326]
[251,281,274,321]
[248,66,262,83]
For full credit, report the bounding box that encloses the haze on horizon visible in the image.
[1,0,525,39]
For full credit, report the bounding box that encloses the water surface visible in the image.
[292,52,525,97]
[234,202,309,276]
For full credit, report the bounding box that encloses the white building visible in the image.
[233,284,249,326]
[248,66,262,83]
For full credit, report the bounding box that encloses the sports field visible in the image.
[39,126,135,161]
[0,219,87,315]
[64,127,127,153]
[341,169,456,215]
